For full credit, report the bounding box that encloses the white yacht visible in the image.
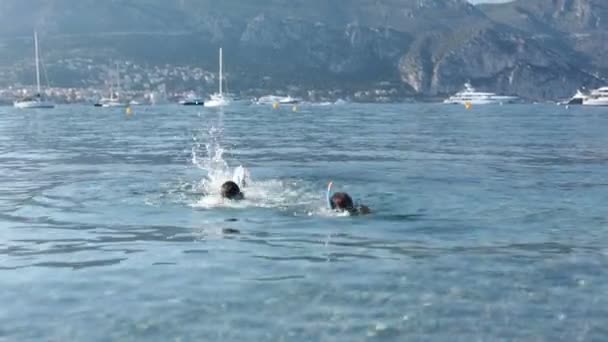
[444,83,518,105]
[14,32,55,109]
[205,48,231,108]
[255,95,300,105]
[583,87,608,106]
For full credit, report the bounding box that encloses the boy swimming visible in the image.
[220,180,244,200]
[327,182,371,215]
[220,165,250,200]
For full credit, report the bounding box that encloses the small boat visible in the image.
[205,48,232,108]
[14,32,55,109]
[179,92,205,106]
[583,87,608,106]
[180,98,205,106]
[94,97,127,108]
[255,95,300,105]
[444,83,518,105]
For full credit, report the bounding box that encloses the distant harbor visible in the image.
[0,53,604,106]
[0,80,410,106]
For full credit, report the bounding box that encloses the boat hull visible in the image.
[14,101,55,109]
[204,95,230,108]
[180,100,205,106]
[444,97,518,105]
[567,98,584,105]
[102,103,127,108]
[583,99,608,106]
[444,99,500,105]
[204,101,228,108]
[94,102,127,108]
[256,96,300,105]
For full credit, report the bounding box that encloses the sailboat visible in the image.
[14,31,55,109]
[94,64,127,107]
[204,48,231,107]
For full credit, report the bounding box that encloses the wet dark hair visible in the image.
[221,181,243,200]
[330,192,355,211]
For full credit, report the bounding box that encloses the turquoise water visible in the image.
[1,103,608,341]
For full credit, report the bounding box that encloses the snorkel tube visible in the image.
[326,181,334,209]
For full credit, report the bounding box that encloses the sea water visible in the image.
[1,103,607,341]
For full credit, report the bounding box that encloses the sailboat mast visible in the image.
[108,66,114,101]
[219,48,223,96]
[34,31,41,95]
[116,62,120,101]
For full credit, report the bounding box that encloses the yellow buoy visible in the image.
[125,106,133,116]
[272,102,280,110]
[292,105,298,112]
[464,102,472,110]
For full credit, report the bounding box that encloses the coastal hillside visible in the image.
[0,0,606,100]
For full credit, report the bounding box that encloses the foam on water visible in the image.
[145,113,361,218]
[188,115,324,213]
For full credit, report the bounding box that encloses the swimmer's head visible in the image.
[221,181,244,200]
[330,192,354,212]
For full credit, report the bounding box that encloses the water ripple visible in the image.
[1,104,608,340]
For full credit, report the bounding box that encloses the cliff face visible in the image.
[398,26,603,99]
[238,16,411,78]
[0,0,606,100]
[396,0,608,99]
[482,0,608,33]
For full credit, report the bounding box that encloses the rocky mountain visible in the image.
[480,0,608,33]
[481,0,608,71]
[0,0,606,100]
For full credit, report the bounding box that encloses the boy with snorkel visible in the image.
[327,182,371,215]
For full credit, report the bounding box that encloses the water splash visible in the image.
[150,123,359,216]
[189,123,321,211]
[191,124,231,194]
[184,113,344,215]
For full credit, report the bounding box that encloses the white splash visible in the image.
[190,125,321,211]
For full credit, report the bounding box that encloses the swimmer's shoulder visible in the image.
[347,205,371,216]
[358,205,371,215]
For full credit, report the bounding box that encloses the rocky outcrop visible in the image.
[239,15,410,77]
[398,26,604,99]
[518,0,605,32]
